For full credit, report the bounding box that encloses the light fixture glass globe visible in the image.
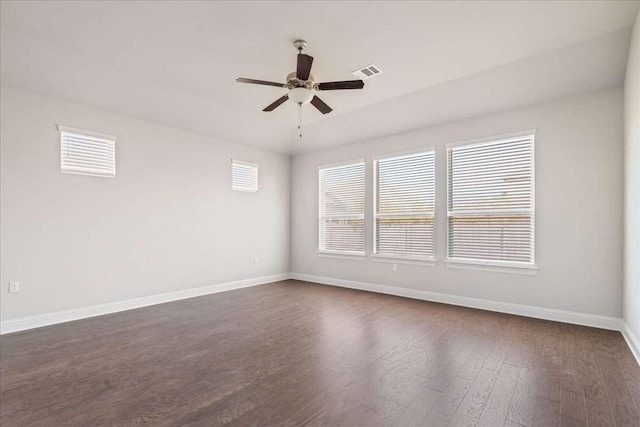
[288,87,314,105]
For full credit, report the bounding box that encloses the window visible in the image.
[447,133,535,266]
[374,150,435,260]
[59,126,116,177]
[232,160,258,192]
[319,161,365,255]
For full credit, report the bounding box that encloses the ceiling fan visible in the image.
[236,40,365,115]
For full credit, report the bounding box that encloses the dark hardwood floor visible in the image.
[1,279,639,426]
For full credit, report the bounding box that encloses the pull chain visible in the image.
[298,104,302,139]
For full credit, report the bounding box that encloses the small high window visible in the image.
[232,160,258,192]
[59,125,116,177]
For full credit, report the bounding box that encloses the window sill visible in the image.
[445,259,538,276]
[317,250,366,260]
[370,255,436,267]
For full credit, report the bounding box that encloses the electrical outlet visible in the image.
[392,263,398,271]
[8,282,20,293]
[254,256,261,264]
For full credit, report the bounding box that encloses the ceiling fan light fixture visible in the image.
[288,87,314,105]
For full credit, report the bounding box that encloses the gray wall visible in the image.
[624,11,640,339]
[0,83,629,323]
[291,88,624,317]
[0,87,290,320]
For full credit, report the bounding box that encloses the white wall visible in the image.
[0,86,290,321]
[624,11,640,339]
[291,88,624,318]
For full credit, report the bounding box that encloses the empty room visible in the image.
[1,1,640,426]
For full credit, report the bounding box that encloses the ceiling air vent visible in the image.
[352,64,383,80]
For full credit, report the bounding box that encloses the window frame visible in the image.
[231,159,259,192]
[58,125,116,178]
[445,130,537,272]
[372,148,436,263]
[317,159,366,257]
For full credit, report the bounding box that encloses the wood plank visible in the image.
[484,339,510,371]
[393,385,441,426]
[508,366,539,426]
[458,334,495,380]
[559,415,584,427]
[531,397,560,427]
[448,367,499,426]
[616,353,640,413]
[559,390,586,422]
[578,343,617,427]
[422,376,472,427]
[422,333,478,392]
[598,354,640,426]
[477,363,520,427]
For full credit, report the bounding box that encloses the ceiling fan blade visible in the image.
[263,95,289,112]
[236,78,287,88]
[310,95,332,114]
[316,80,365,90]
[296,54,314,80]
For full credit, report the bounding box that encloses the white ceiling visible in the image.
[1,1,638,154]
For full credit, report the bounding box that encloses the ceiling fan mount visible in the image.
[236,39,365,115]
[293,39,308,52]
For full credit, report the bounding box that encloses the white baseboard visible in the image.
[621,322,640,366]
[290,273,622,331]
[3,271,637,367]
[0,273,291,335]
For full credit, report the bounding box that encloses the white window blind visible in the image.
[59,126,116,177]
[447,134,535,265]
[232,160,258,192]
[319,161,365,254]
[374,151,435,259]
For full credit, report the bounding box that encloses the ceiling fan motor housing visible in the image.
[286,72,315,89]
